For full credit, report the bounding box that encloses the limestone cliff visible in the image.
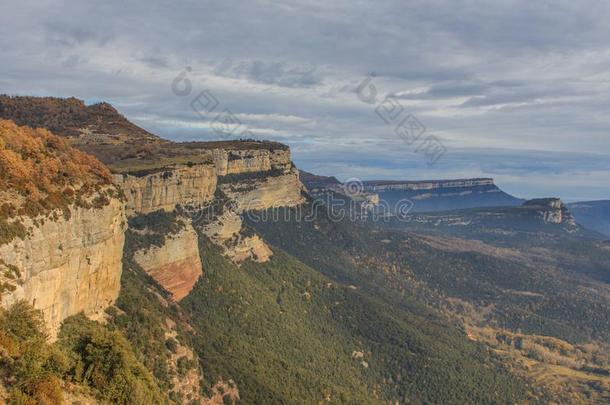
[212,148,291,176]
[0,198,126,337]
[115,143,305,264]
[116,148,296,218]
[523,198,576,225]
[220,167,304,211]
[201,167,305,263]
[115,164,217,216]
[133,218,203,301]
[0,119,126,338]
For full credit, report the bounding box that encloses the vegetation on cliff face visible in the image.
[107,213,240,404]
[180,236,533,404]
[0,302,165,405]
[248,200,610,402]
[0,119,116,244]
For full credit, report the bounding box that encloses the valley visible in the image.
[0,96,608,404]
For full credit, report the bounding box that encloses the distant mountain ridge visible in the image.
[363,178,524,212]
[361,177,495,191]
[300,172,524,213]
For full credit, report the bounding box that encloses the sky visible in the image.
[1,0,609,201]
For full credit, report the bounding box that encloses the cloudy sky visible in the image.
[2,0,610,201]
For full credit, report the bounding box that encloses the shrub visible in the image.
[57,314,168,404]
[165,338,178,353]
[0,302,63,405]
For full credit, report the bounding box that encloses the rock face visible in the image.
[116,150,296,218]
[115,164,217,216]
[228,235,273,263]
[115,147,305,264]
[133,219,203,301]
[213,148,291,176]
[202,168,305,263]
[220,167,305,211]
[0,198,126,337]
[523,198,576,225]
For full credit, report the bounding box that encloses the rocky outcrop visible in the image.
[201,168,305,263]
[116,149,295,218]
[133,219,203,301]
[220,168,305,211]
[213,148,291,176]
[201,210,275,264]
[115,164,217,216]
[0,197,126,337]
[162,319,204,403]
[201,380,240,405]
[523,198,576,225]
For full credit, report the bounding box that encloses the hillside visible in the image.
[1,97,609,403]
[181,236,532,404]
[0,95,289,175]
[568,200,610,237]
[0,95,160,143]
[387,197,600,240]
[0,119,113,218]
[247,198,610,403]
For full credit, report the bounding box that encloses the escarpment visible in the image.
[397,197,585,237]
[523,198,576,225]
[113,146,296,217]
[133,217,202,301]
[0,199,125,336]
[111,139,304,264]
[202,166,305,262]
[0,98,307,334]
[0,119,126,337]
[114,164,217,216]
[362,178,496,192]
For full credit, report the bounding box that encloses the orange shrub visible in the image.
[0,119,113,219]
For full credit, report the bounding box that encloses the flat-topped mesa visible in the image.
[362,178,495,192]
[522,198,575,225]
[114,144,297,216]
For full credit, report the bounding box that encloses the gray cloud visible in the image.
[1,0,609,200]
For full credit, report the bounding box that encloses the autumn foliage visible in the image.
[0,119,113,219]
